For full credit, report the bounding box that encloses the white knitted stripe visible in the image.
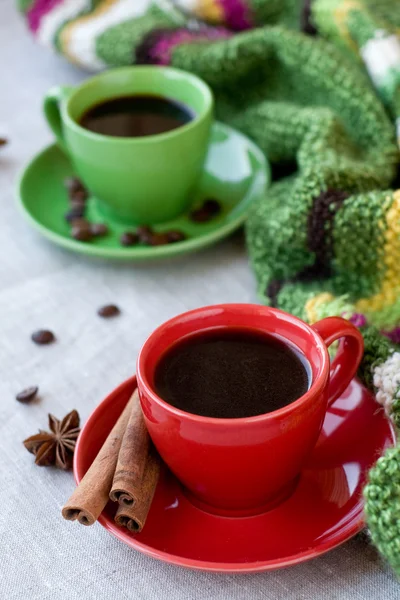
[37,0,89,48]
[65,0,152,71]
[360,30,400,87]
[373,351,400,417]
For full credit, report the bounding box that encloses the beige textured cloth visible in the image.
[0,5,399,599]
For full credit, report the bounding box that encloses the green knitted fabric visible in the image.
[358,327,393,388]
[20,0,400,575]
[95,7,180,68]
[364,447,400,573]
[171,30,398,335]
[312,0,400,119]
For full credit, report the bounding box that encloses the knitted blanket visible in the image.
[19,0,400,575]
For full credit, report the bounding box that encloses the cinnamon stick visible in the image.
[115,450,160,533]
[109,390,150,505]
[61,395,134,526]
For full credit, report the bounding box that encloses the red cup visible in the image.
[137,304,363,515]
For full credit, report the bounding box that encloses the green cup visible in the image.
[44,66,214,224]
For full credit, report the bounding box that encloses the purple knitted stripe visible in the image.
[348,313,368,328]
[383,327,400,345]
[217,0,252,31]
[27,0,63,33]
[137,27,231,66]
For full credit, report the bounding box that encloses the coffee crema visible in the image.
[79,94,194,138]
[154,328,311,419]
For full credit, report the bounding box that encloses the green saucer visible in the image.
[17,122,269,260]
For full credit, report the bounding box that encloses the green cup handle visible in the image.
[43,86,74,154]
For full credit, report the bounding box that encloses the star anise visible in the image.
[23,410,80,470]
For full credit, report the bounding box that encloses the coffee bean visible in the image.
[190,198,222,222]
[189,207,212,223]
[31,330,55,345]
[120,231,139,246]
[147,233,170,246]
[69,197,87,209]
[90,223,109,237]
[97,304,121,318]
[65,206,85,223]
[69,218,89,227]
[166,230,186,243]
[136,225,154,244]
[203,198,221,215]
[136,225,152,236]
[69,188,88,203]
[64,177,84,195]
[16,386,39,403]
[71,222,92,242]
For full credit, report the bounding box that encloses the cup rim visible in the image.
[136,303,330,426]
[62,65,214,144]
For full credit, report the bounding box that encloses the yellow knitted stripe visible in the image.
[356,191,400,313]
[60,0,118,63]
[333,0,362,52]
[305,292,335,324]
[197,0,224,23]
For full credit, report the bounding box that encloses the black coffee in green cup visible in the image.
[79,94,194,138]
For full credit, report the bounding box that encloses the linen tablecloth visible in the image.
[1,4,399,598]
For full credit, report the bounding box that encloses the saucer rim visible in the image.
[74,375,394,573]
[16,121,270,261]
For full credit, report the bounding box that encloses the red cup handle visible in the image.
[311,317,364,407]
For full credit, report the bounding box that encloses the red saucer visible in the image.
[74,376,395,573]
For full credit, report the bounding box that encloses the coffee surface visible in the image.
[79,95,194,138]
[154,329,311,418]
